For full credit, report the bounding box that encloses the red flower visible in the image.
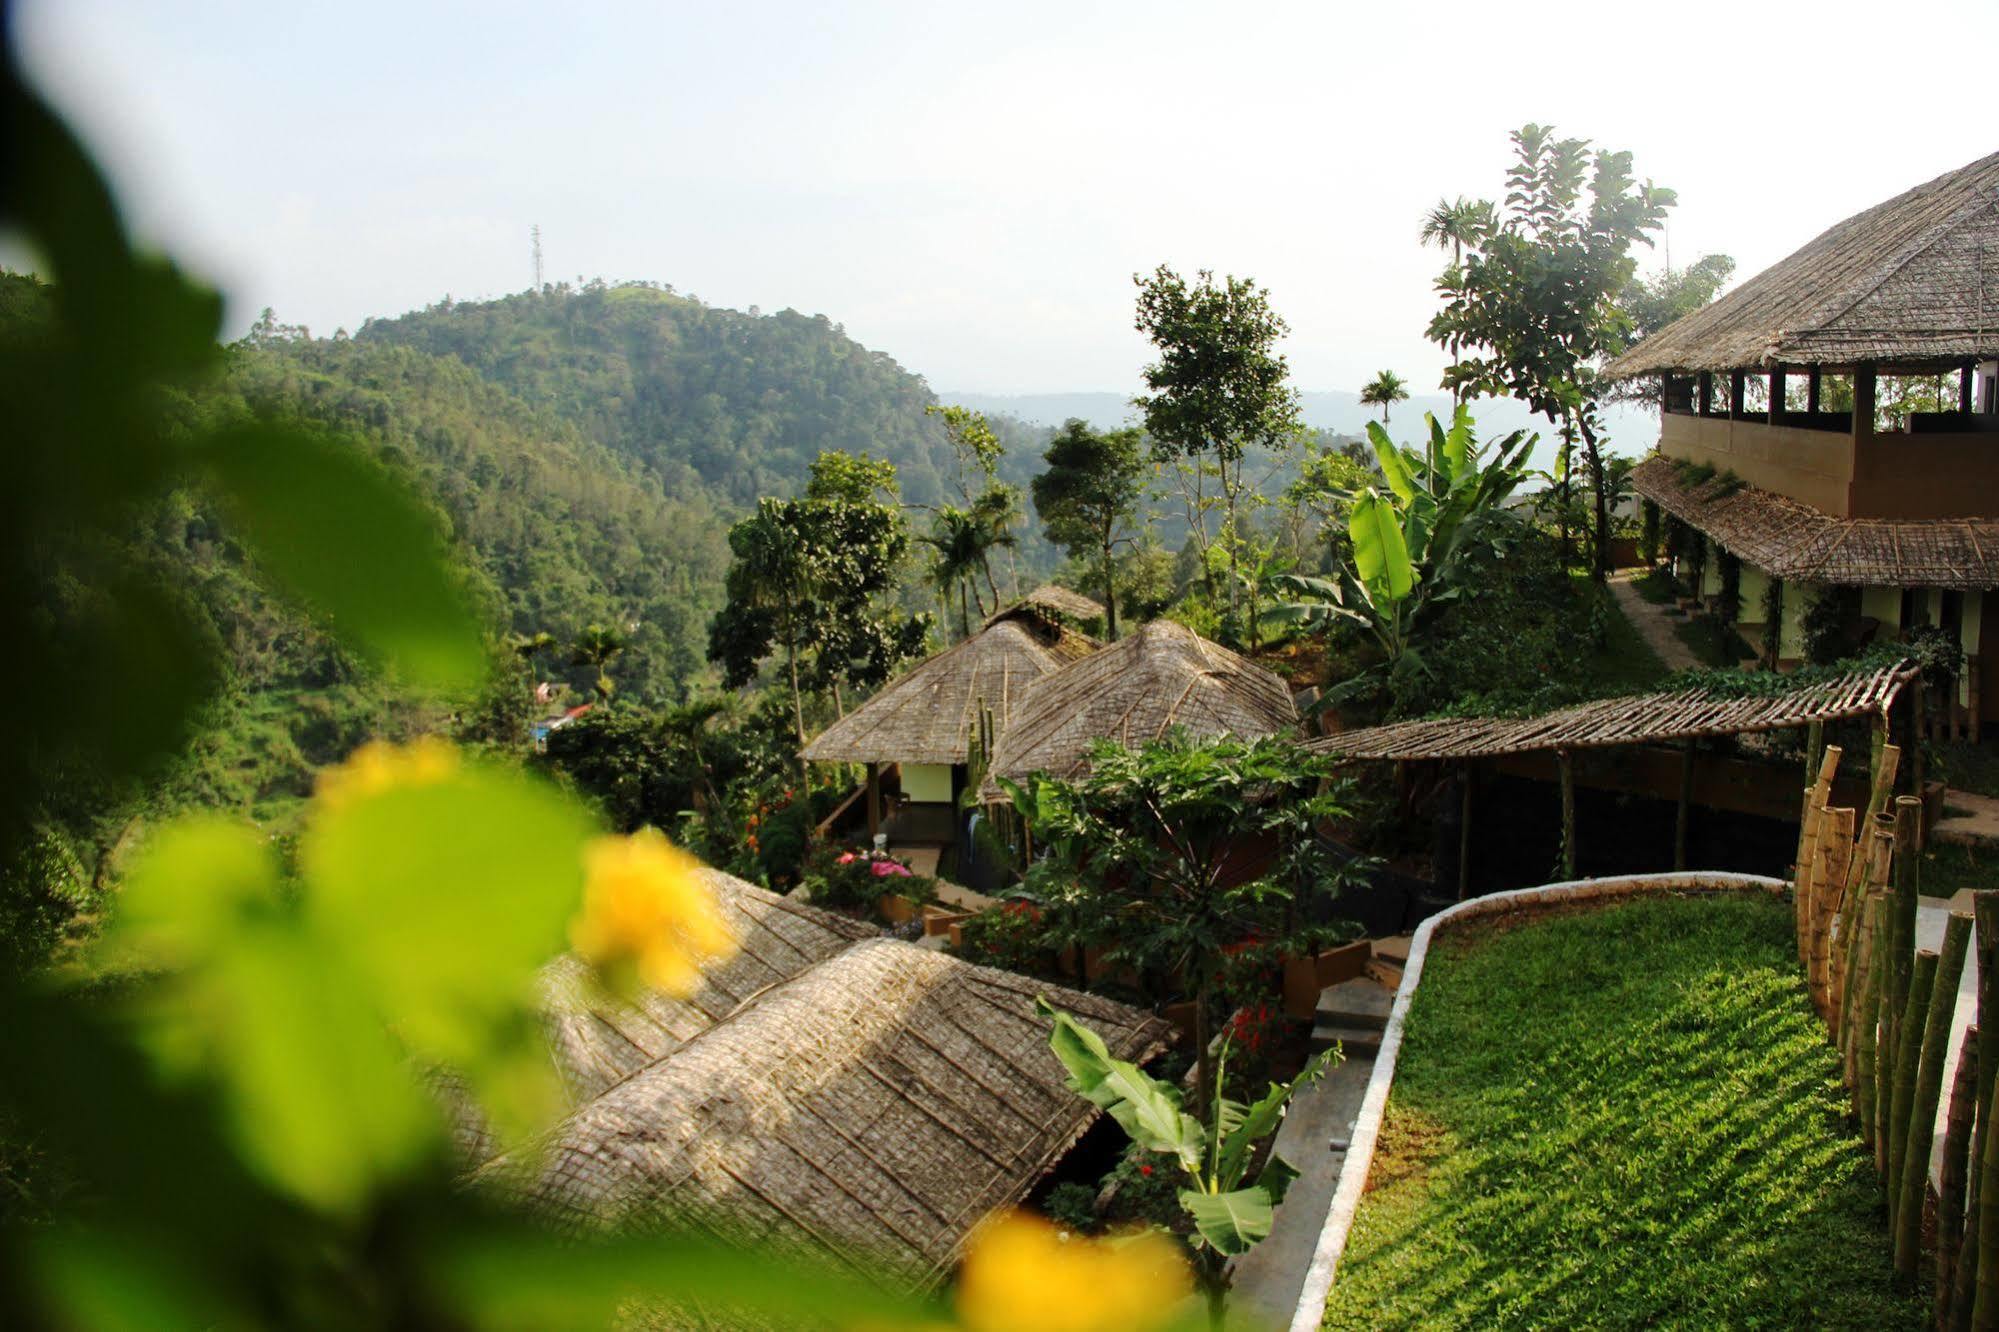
[1139,1165,1153,1177]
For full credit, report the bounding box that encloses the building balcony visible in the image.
[1657,409,1999,520]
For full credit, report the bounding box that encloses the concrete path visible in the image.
[1227,1050,1376,1327]
[1607,569,1703,673]
[1935,790,1999,847]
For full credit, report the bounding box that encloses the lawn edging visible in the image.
[1285,871,1787,1332]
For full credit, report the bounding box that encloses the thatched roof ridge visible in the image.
[1308,660,1914,762]
[483,938,1171,1287]
[539,869,876,1103]
[1607,151,1999,376]
[1630,454,1999,588]
[801,620,1065,766]
[979,619,1298,800]
[984,583,1107,627]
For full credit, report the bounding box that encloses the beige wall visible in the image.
[1658,413,1999,520]
[902,763,955,804]
[1739,563,1770,627]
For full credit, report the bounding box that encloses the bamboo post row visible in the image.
[1944,1025,1982,1322]
[1888,950,1940,1241]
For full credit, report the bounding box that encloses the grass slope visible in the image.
[1322,894,1925,1331]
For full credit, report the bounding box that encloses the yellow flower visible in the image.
[570,828,737,996]
[954,1211,1192,1332]
[314,736,460,812]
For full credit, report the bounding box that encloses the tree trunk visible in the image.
[1576,410,1611,584]
[958,581,970,639]
[1101,533,1119,641]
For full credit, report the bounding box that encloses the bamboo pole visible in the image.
[1976,1078,1999,1329]
[1838,827,1894,1047]
[1857,894,1887,1143]
[1796,745,1842,964]
[1812,808,1856,1021]
[1943,1025,1981,1326]
[1897,917,1971,1278]
[1889,951,1940,1231]
[1958,893,1999,1329]
[1890,799,1924,1060]
[1845,883,1885,1090]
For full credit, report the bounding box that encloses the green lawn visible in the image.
[1322,894,1925,1331]
[1672,613,1756,668]
[1583,576,1670,692]
[1632,567,1681,605]
[1934,740,1999,800]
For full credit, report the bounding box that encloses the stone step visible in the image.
[1315,977,1393,1030]
[1309,1021,1382,1057]
[1364,957,1405,991]
[1371,934,1413,965]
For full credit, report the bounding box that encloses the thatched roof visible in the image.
[483,931,1171,1288]
[1308,661,1913,763]
[984,583,1107,627]
[1607,151,1999,377]
[539,870,876,1102]
[1631,454,1999,588]
[979,619,1298,800]
[800,620,1066,767]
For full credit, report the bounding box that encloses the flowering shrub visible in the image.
[798,842,936,914]
[955,899,1054,976]
[954,1209,1190,1332]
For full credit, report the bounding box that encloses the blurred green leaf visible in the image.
[29,1228,245,1332]
[184,921,437,1212]
[300,764,593,1139]
[198,422,486,692]
[436,1225,942,1331]
[97,816,274,970]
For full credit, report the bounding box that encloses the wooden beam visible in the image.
[866,762,881,841]
[1854,362,1878,440]
[1698,371,1715,417]
[1675,738,1694,870]
[1558,749,1576,879]
[1769,368,1787,424]
[1808,367,1823,414]
[1962,361,1978,415]
[1730,369,1747,420]
[1458,764,1474,901]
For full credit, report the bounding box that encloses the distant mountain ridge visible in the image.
[940,390,1662,464]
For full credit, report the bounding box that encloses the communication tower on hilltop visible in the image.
[531,225,544,291]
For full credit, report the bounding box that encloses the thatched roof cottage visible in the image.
[474,873,1170,1290]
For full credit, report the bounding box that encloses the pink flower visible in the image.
[871,860,912,877]
[836,852,856,865]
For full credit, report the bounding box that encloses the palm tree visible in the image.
[1359,370,1409,424]
[570,623,624,704]
[508,629,556,679]
[1421,198,1495,404]
[918,506,989,637]
[1419,195,1494,268]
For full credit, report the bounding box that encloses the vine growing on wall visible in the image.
[1802,585,1858,666]
[1761,576,1784,666]
[1715,549,1742,626]
[1640,499,1661,564]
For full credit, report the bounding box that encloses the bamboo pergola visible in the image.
[1305,662,1915,763]
[1308,661,1916,887]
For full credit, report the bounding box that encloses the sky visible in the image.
[16,1,1999,398]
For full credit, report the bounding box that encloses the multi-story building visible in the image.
[1609,151,1999,732]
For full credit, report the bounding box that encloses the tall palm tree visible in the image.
[508,629,556,679]
[1359,370,1409,424]
[918,506,989,638]
[1420,195,1494,268]
[570,623,624,704]
[1421,198,1494,404]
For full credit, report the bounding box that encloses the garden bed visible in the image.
[1320,892,1926,1330]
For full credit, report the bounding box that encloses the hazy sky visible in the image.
[18,1,1999,396]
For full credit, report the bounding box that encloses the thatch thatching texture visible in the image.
[984,583,1106,627]
[800,620,1066,767]
[484,938,1171,1287]
[1308,661,1913,763]
[540,870,875,1102]
[1631,455,1999,588]
[1606,151,1999,376]
[979,619,1298,800]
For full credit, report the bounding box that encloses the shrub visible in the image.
[1802,585,1857,666]
[955,900,1052,975]
[1639,499,1661,563]
[799,843,936,913]
[1041,1181,1099,1234]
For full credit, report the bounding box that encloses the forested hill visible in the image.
[353,282,963,504]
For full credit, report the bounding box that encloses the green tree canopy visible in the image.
[1030,419,1147,639]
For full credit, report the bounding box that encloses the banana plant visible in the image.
[1040,1000,1336,1258]
[1268,406,1533,698]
